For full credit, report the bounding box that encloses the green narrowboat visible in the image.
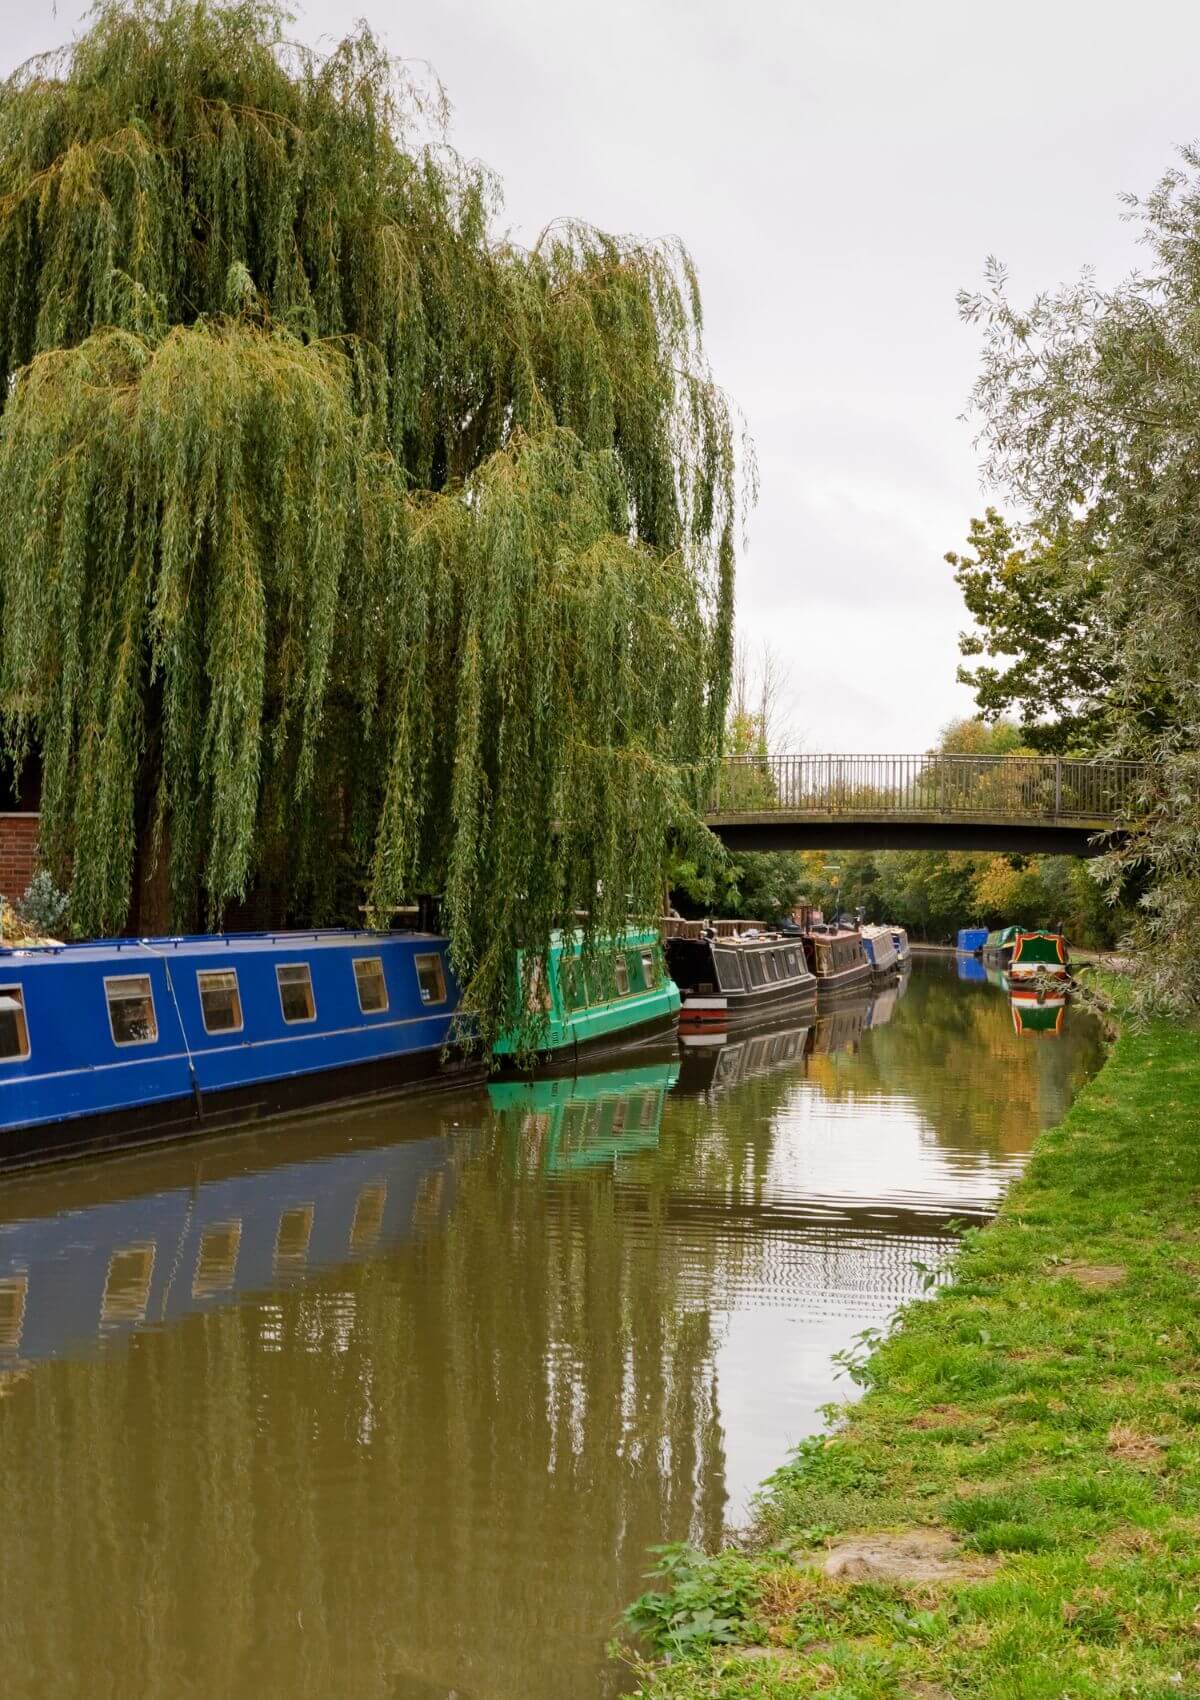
[493,928,680,1071]
[487,1057,679,1172]
[982,924,1020,967]
[1008,930,1070,981]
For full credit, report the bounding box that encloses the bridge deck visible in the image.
[703,754,1144,856]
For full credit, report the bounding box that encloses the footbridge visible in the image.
[705,754,1146,857]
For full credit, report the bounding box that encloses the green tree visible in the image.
[960,159,1200,1010]
[934,713,1028,757]
[0,1,746,1042]
[947,511,1119,753]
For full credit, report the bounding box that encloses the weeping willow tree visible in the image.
[0,0,746,1041]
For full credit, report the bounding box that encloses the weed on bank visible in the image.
[621,1021,1200,1699]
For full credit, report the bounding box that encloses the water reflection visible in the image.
[1009,986,1068,1037]
[487,1053,679,1173]
[0,963,1105,1700]
[0,1114,462,1368]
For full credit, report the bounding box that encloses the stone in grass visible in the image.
[807,1528,993,1584]
[716,1647,809,1678]
[1060,1262,1126,1289]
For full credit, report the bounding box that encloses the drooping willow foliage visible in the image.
[0,0,747,1041]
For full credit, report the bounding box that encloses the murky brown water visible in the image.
[0,959,1103,1700]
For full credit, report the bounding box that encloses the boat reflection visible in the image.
[487,1053,680,1173]
[1009,986,1067,1037]
[0,1096,470,1369]
[863,982,900,1029]
[677,1015,814,1096]
[677,977,904,1094]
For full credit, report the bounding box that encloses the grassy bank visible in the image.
[621,1020,1200,1699]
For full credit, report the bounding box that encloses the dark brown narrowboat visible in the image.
[801,925,872,997]
[664,929,817,1027]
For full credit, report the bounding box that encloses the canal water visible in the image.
[0,959,1103,1700]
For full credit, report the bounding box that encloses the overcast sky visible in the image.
[4,0,1197,750]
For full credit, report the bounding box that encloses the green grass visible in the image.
[619,1020,1200,1699]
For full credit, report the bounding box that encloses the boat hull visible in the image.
[0,1040,481,1172]
[497,1004,681,1078]
[813,961,874,998]
[681,979,817,1028]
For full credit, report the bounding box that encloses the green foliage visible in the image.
[935,711,1029,757]
[13,869,71,937]
[948,510,1124,754]
[623,1544,768,1656]
[0,0,745,1043]
[959,158,1200,1015]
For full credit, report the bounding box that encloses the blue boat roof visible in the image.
[0,927,446,966]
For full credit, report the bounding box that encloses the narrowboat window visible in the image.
[353,956,389,1015]
[275,1204,315,1271]
[525,960,551,1014]
[560,958,587,1012]
[0,987,30,1062]
[713,948,744,992]
[193,1221,242,1296]
[614,953,631,996]
[350,1182,388,1251]
[640,948,659,988]
[590,953,617,1004]
[785,948,799,975]
[277,963,316,1024]
[766,952,781,981]
[197,969,243,1035]
[746,953,765,988]
[101,1243,155,1322]
[0,1275,27,1353]
[105,976,158,1047]
[414,952,447,1006]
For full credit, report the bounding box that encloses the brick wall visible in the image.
[0,814,39,905]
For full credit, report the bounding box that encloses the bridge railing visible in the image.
[709,754,1148,823]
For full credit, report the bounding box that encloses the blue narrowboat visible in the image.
[0,929,477,1167]
[859,924,900,978]
[956,927,989,955]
